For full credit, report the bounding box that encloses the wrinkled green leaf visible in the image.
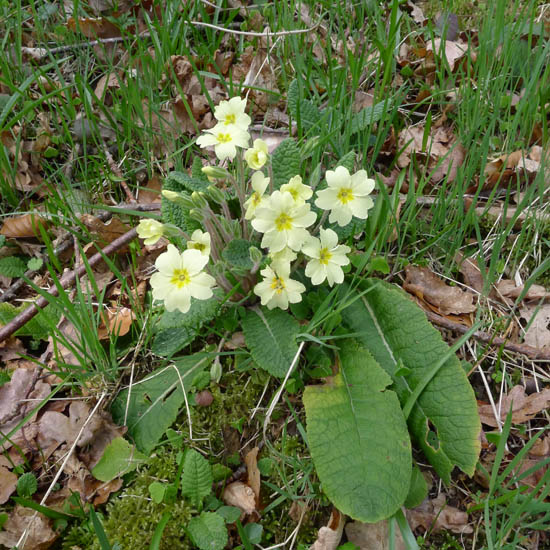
[340,280,481,482]
[242,307,300,378]
[152,296,219,357]
[0,302,60,340]
[304,342,411,522]
[350,100,391,134]
[187,512,227,550]
[271,138,301,189]
[287,79,322,133]
[0,256,27,277]
[222,239,254,271]
[180,448,213,507]
[91,437,147,482]
[111,353,210,452]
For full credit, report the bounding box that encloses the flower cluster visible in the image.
[138,97,375,313]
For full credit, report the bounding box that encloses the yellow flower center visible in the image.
[319,248,332,265]
[190,242,205,251]
[252,192,262,206]
[275,212,293,231]
[216,133,232,143]
[224,114,236,125]
[271,276,286,295]
[170,268,190,289]
[288,187,299,200]
[337,187,354,204]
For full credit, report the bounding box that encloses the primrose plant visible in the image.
[133,97,481,536]
[137,97,375,314]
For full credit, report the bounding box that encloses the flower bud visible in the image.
[220,217,241,239]
[249,246,263,264]
[202,165,230,179]
[191,191,209,209]
[162,189,194,209]
[205,185,225,204]
[189,209,204,222]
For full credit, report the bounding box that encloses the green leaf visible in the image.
[0,256,27,277]
[271,138,301,189]
[27,257,43,271]
[287,79,322,133]
[216,506,241,524]
[166,171,209,193]
[336,151,356,172]
[0,302,60,340]
[91,437,147,482]
[111,353,210,453]
[304,341,411,522]
[191,156,210,182]
[242,307,300,378]
[243,523,263,544]
[16,472,37,497]
[222,239,254,271]
[187,512,228,550]
[404,465,428,509]
[180,449,213,507]
[350,100,391,134]
[340,280,481,482]
[148,481,166,504]
[152,296,219,357]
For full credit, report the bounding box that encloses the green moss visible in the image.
[64,449,192,550]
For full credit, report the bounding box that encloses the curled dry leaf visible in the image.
[478,385,550,427]
[345,519,405,550]
[515,434,550,489]
[403,265,476,315]
[0,506,58,550]
[222,481,256,516]
[0,213,47,238]
[244,446,261,502]
[496,280,550,302]
[97,307,135,340]
[66,17,121,39]
[455,252,485,294]
[311,509,345,550]
[407,494,473,534]
[397,125,465,184]
[0,465,17,504]
[80,214,130,245]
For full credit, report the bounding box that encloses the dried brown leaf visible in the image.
[0,213,47,238]
[0,506,58,549]
[407,494,473,534]
[244,446,261,502]
[403,265,476,315]
[519,304,550,349]
[426,38,467,71]
[97,307,135,340]
[311,509,345,550]
[0,465,17,504]
[138,176,162,203]
[478,385,550,427]
[67,17,121,39]
[222,481,256,515]
[345,519,405,550]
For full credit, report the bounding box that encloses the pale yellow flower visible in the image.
[137,219,164,245]
[251,190,317,253]
[150,244,215,314]
[315,166,375,226]
[214,97,251,131]
[196,123,250,162]
[269,247,297,274]
[302,228,350,286]
[187,229,211,257]
[280,175,313,206]
[244,172,270,220]
[254,265,305,310]
[244,139,268,169]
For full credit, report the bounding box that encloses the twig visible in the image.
[102,144,136,203]
[425,310,550,361]
[0,228,138,345]
[189,20,320,37]
[20,33,151,60]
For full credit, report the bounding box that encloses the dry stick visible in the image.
[0,228,138,345]
[425,310,550,361]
